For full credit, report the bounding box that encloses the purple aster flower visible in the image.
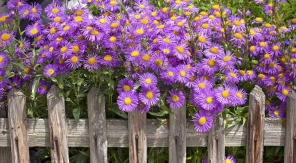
[202,156,208,163]
[56,41,72,59]
[230,32,245,47]
[100,51,118,68]
[160,67,177,85]
[200,57,219,75]
[139,73,157,88]
[166,89,185,109]
[26,3,42,20]
[192,79,213,93]
[246,70,256,80]
[37,79,51,95]
[217,51,236,69]
[83,55,100,71]
[66,55,82,69]
[149,53,167,72]
[231,19,246,32]
[43,64,57,78]
[225,69,240,83]
[193,112,213,133]
[0,30,14,48]
[0,70,8,87]
[44,2,63,18]
[117,92,139,112]
[139,87,160,106]
[196,34,210,49]
[173,43,190,60]
[0,12,13,24]
[254,0,266,4]
[204,43,223,57]
[231,88,247,106]
[138,52,153,67]
[176,64,190,84]
[117,78,134,93]
[196,89,218,111]
[82,23,105,43]
[276,87,290,102]
[7,0,25,10]
[268,106,285,118]
[224,155,236,163]
[137,102,150,113]
[215,86,234,106]
[25,23,41,37]
[124,47,142,62]
[0,52,8,69]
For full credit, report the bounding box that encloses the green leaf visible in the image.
[73,108,81,123]
[108,105,128,119]
[31,77,40,101]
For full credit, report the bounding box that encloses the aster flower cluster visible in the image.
[0,0,295,133]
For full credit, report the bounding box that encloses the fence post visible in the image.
[169,104,186,163]
[128,110,147,163]
[8,89,30,163]
[0,103,12,163]
[87,88,107,163]
[47,85,69,163]
[208,114,225,163]
[246,85,265,163]
[284,91,296,163]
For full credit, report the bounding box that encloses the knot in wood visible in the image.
[254,137,257,141]
[54,136,58,141]
[294,136,296,140]
[174,136,178,140]
[15,136,18,141]
[135,135,139,139]
[1,131,6,135]
[94,134,97,139]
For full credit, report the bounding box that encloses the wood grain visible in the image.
[208,114,225,163]
[169,105,186,163]
[284,91,296,163]
[246,85,265,163]
[47,86,69,163]
[8,89,30,163]
[0,97,12,163]
[0,118,287,147]
[128,111,147,163]
[87,88,107,163]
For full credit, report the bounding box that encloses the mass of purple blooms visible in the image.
[0,0,295,133]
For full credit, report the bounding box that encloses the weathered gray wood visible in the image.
[169,105,186,163]
[208,114,225,163]
[0,102,12,163]
[246,85,265,163]
[47,85,69,163]
[8,89,30,163]
[87,88,107,163]
[284,91,296,163]
[0,118,286,147]
[128,111,147,163]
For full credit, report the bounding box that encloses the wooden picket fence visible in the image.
[0,85,296,163]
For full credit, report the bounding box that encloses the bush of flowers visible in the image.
[0,0,296,137]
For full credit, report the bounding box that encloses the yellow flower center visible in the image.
[225,159,231,163]
[0,15,8,22]
[71,56,78,63]
[156,24,165,29]
[177,21,184,27]
[104,55,112,62]
[110,22,119,28]
[198,83,205,89]
[282,89,289,96]
[63,26,70,31]
[170,16,177,21]
[207,60,215,67]
[198,117,206,125]
[202,23,209,29]
[162,7,169,13]
[269,62,276,68]
[123,85,131,92]
[233,20,240,26]
[209,47,218,54]
[180,70,186,77]
[50,28,56,34]
[255,17,262,22]
[155,59,163,66]
[131,51,139,57]
[24,10,29,15]
[139,4,145,8]
[236,93,243,99]
[272,46,279,51]
[141,54,150,61]
[49,47,54,52]
[24,67,30,74]
[172,95,179,102]
[86,26,93,31]
[54,17,60,22]
[239,70,245,76]
[47,69,54,75]
[264,23,271,28]
[221,90,229,98]
[124,97,131,105]
[258,74,265,79]
[0,57,3,63]
[136,29,144,35]
[292,18,296,24]
[223,56,231,62]
[198,36,206,43]
[229,72,236,78]
[146,91,154,99]
[176,46,184,54]
[189,76,195,82]
[109,36,116,43]
[71,45,79,54]
[200,11,207,16]
[212,4,219,10]
[1,33,10,41]
[163,38,170,43]
[233,33,242,39]
[76,10,83,16]
[208,15,215,19]
[110,0,117,5]
[87,57,96,65]
[206,97,212,104]
[91,30,99,35]
[145,78,151,84]
[52,8,59,14]
[264,54,271,59]
[60,47,67,53]
[273,110,279,116]
[140,19,148,25]
[259,42,265,47]
[31,8,37,14]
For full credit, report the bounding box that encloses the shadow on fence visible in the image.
[0,85,295,163]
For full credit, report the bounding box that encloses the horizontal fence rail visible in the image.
[0,85,295,163]
[0,118,286,147]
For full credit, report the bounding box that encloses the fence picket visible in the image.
[87,87,108,163]
[246,85,265,163]
[169,104,186,163]
[0,102,12,163]
[284,91,296,163]
[208,114,225,163]
[128,111,147,163]
[8,89,30,163]
[47,85,69,163]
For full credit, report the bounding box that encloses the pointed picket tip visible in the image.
[8,88,25,96]
[87,87,100,98]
